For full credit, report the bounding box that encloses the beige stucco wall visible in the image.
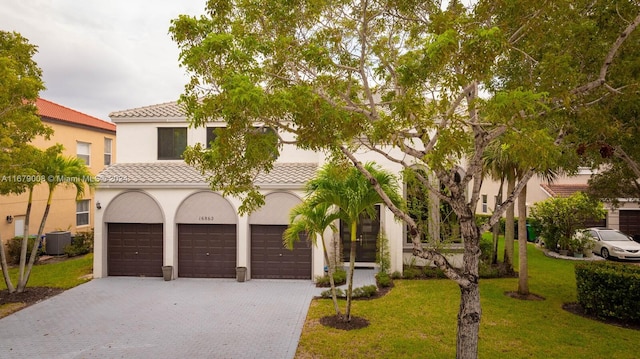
[475,172,592,217]
[0,120,116,243]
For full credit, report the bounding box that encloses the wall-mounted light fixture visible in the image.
[96,201,102,210]
[6,215,13,224]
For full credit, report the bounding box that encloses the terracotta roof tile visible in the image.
[540,183,589,197]
[97,162,318,188]
[36,98,116,132]
[109,101,186,119]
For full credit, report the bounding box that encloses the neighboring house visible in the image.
[476,170,640,238]
[93,101,411,281]
[1,98,116,244]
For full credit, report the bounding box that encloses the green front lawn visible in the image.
[296,242,638,358]
[0,254,93,290]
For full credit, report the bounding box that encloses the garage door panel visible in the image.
[251,225,311,279]
[108,223,163,277]
[178,224,237,278]
[620,211,640,241]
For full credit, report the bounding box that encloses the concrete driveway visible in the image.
[0,277,318,359]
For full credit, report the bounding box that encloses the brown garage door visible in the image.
[251,225,311,279]
[178,224,237,278]
[108,223,163,277]
[619,210,640,241]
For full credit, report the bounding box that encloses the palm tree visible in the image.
[482,142,517,269]
[17,145,62,291]
[17,153,95,292]
[306,162,403,322]
[283,201,342,316]
[483,141,558,295]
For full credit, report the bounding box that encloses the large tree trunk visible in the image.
[456,216,481,359]
[517,185,529,295]
[344,221,357,322]
[0,234,15,293]
[503,177,515,272]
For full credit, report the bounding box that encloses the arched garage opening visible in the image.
[175,191,238,278]
[103,191,164,277]
[249,192,311,279]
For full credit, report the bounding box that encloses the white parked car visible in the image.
[585,228,640,260]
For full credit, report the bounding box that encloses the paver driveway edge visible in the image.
[0,277,317,359]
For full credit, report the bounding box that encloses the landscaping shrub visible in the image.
[422,266,447,279]
[402,266,422,279]
[531,192,605,252]
[320,288,345,299]
[353,285,377,298]
[390,271,402,279]
[7,235,42,265]
[575,261,640,323]
[315,267,347,287]
[375,271,393,287]
[376,232,391,274]
[479,234,493,263]
[65,230,94,257]
[320,285,377,299]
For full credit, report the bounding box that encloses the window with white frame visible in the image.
[76,200,90,226]
[77,142,91,166]
[482,194,488,213]
[158,127,187,160]
[104,138,112,166]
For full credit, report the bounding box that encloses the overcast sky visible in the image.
[2,0,206,121]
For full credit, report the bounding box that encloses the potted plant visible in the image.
[558,236,571,256]
[570,230,594,258]
[577,230,596,257]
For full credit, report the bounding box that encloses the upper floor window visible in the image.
[482,194,488,213]
[76,200,90,226]
[104,138,112,166]
[158,128,187,160]
[206,127,221,148]
[77,142,91,166]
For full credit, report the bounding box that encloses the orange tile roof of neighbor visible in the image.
[36,98,116,133]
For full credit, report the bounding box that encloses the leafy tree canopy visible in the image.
[0,31,51,195]
[171,1,640,357]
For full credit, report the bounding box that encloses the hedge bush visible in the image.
[65,230,94,257]
[6,235,43,265]
[575,261,640,323]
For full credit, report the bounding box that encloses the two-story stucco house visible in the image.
[93,101,408,281]
[1,98,116,243]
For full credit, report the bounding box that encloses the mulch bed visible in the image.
[0,287,63,306]
[320,315,370,330]
[562,302,640,331]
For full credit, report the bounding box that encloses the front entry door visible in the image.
[341,205,380,263]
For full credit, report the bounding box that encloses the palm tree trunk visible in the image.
[18,193,52,292]
[344,221,357,322]
[18,187,34,285]
[491,177,504,264]
[0,233,15,293]
[320,235,341,317]
[517,185,529,295]
[503,177,515,273]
